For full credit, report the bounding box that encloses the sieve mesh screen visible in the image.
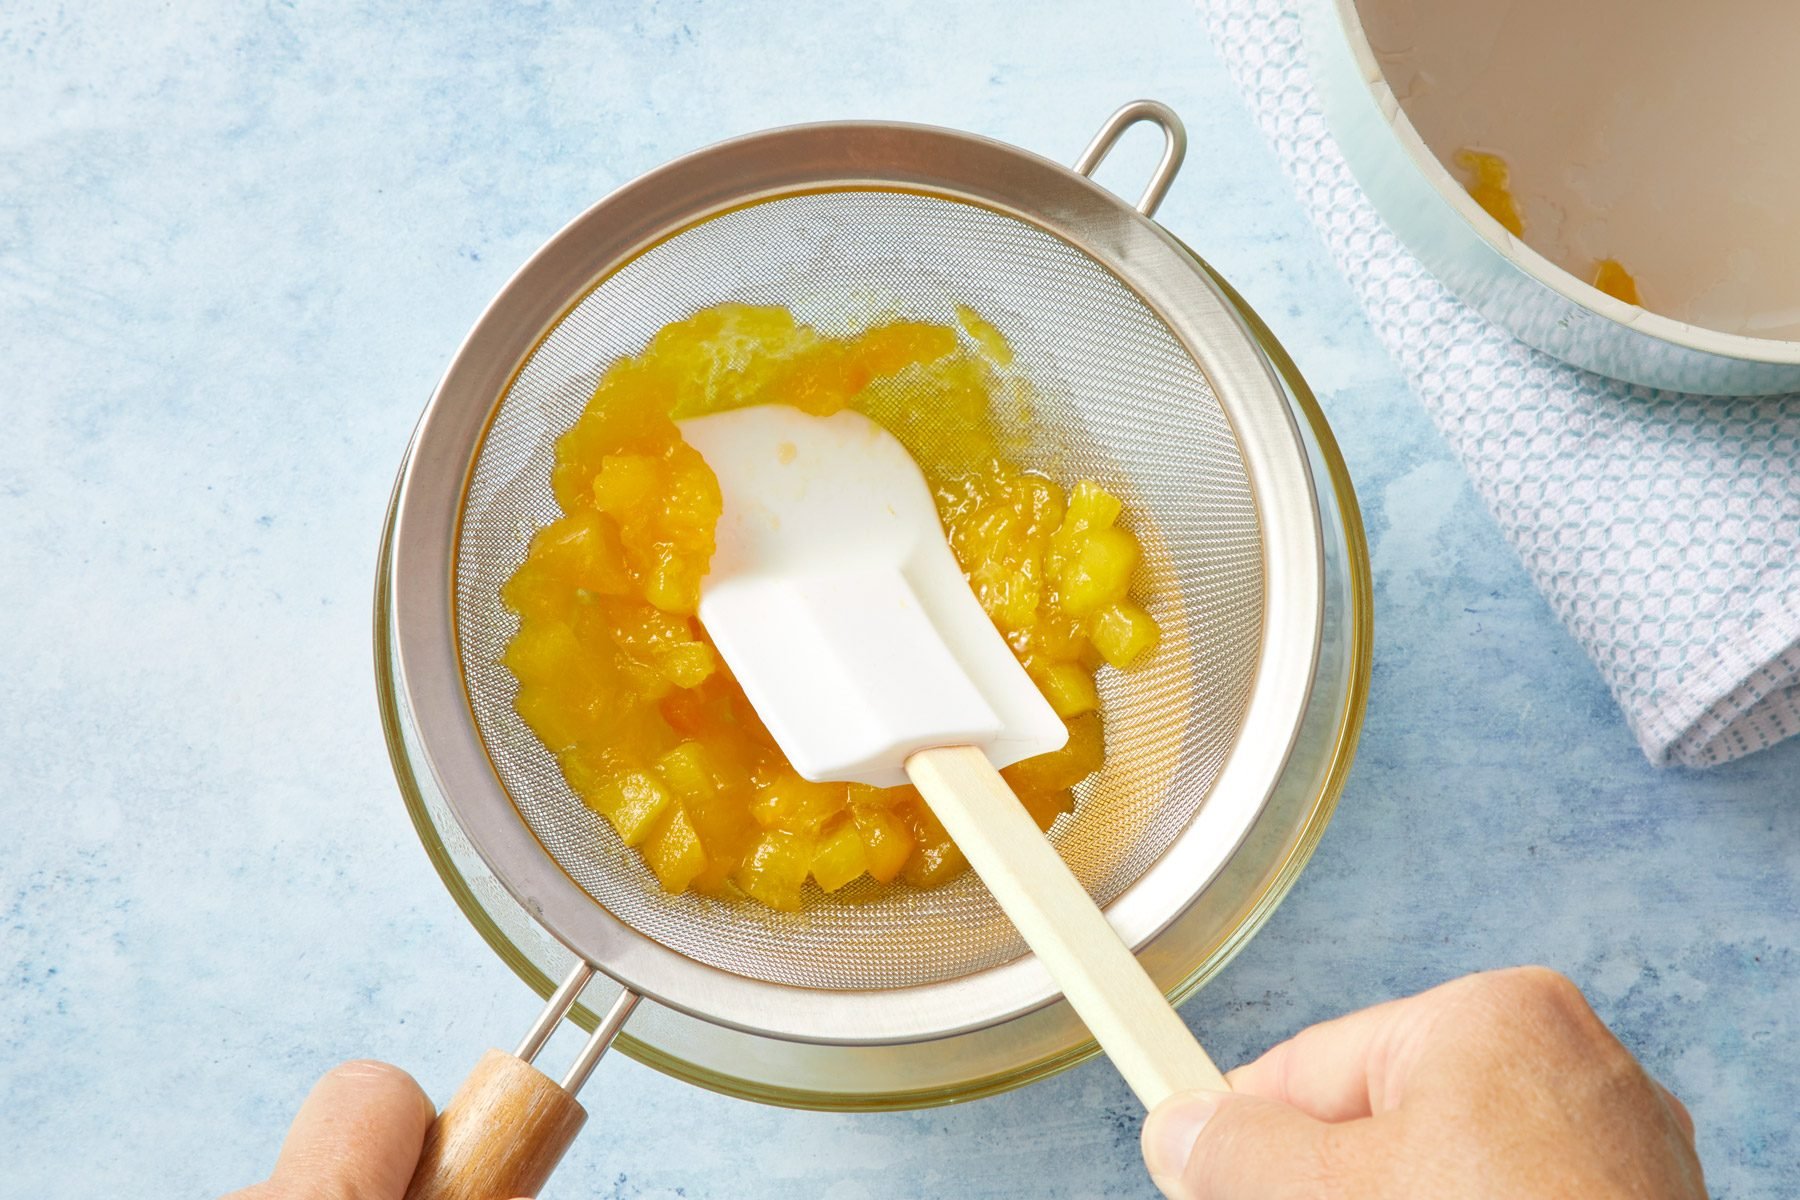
[454,190,1262,990]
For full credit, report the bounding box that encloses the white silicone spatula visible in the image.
[678,403,1229,1106]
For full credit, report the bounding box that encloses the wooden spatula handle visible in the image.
[404,1049,587,1200]
[906,745,1230,1106]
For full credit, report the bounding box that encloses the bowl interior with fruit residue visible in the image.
[1313,0,1800,391]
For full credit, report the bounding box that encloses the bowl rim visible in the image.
[1327,0,1800,367]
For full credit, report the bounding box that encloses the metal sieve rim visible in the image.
[389,114,1325,1045]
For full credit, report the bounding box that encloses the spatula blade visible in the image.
[679,405,1067,787]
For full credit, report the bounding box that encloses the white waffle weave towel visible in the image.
[1199,0,1800,766]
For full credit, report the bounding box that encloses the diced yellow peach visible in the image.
[1021,473,1065,529]
[503,621,584,686]
[810,821,868,892]
[589,770,674,846]
[584,600,710,688]
[1064,480,1123,533]
[734,830,813,911]
[1009,611,1087,664]
[660,641,714,687]
[513,684,596,752]
[895,800,968,889]
[499,559,575,620]
[644,556,702,615]
[751,771,847,833]
[851,804,915,883]
[1035,662,1100,717]
[643,805,707,892]
[846,782,921,810]
[899,834,969,889]
[658,447,723,527]
[683,786,759,896]
[971,503,1021,546]
[592,454,662,513]
[556,748,609,801]
[550,395,676,510]
[1060,526,1140,616]
[1090,601,1159,669]
[658,678,734,738]
[655,743,716,805]
[574,522,633,597]
[971,563,1040,631]
[509,511,635,601]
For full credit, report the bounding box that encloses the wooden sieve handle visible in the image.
[905,745,1230,1107]
[403,1049,587,1200]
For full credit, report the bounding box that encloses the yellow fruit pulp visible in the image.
[1454,148,1525,238]
[1591,258,1641,306]
[501,303,1160,911]
[1454,149,1642,306]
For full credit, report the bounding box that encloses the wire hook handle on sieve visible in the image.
[1073,100,1188,218]
[403,961,638,1200]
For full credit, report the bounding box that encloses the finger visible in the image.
[264,1059,436,1200]
[1225,988,1450,1121]
[1656,1081,1696,1143]
[1226,970,1527,1122]
[1142,1090,1373,1200]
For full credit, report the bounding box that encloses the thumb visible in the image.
[1142,1090,1363,1200]
[261,1060,436,1199]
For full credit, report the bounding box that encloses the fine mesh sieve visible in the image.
[388,105,1324,1193]
[457,186,1264,992]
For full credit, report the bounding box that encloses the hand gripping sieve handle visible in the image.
[1073,100,1188,218]
[906,746,1230,1107]
[405,964,638,1200]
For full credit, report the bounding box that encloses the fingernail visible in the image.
[1144,1091,1223,1183]
[1149,1172,1186,1200]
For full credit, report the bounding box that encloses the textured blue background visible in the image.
[3,2,1795,1196]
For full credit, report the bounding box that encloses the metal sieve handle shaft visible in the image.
[404,960,638,1200]
[1073,100,1188,217]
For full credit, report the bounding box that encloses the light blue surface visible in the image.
[2,2,1795,1197]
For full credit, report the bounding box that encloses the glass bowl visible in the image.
[373,254,1371,1111]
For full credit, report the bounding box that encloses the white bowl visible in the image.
[1305,0,1800,395]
